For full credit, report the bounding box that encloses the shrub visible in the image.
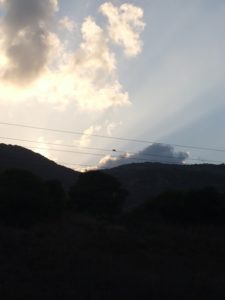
[0,169,66,226]
[45,179,66,217]
[147,187,225,224]
[69,171,127,216]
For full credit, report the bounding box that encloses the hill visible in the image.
[107,162,225,208]
[2,143,225,209]
[0,143,78,188]
[1,145,225,299]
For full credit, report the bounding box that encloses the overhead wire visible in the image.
[1,121,225,153]
[1,136,225,166]
[0,136,122,153]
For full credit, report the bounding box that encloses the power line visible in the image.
[1,138,224,165]
[22,145,109,158]
[59,162,96,169]
[0,135,212,162]
[1,121,225,153]
[0,136,194,160]
[0,136,116,153]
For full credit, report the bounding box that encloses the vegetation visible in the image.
[69,170,127,216]
[0,169,127,226]
[0,169,66,226]
[1,165,225,299]
[146,186,225,224]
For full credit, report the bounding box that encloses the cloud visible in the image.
[0,0,58,84]
[71,16,130,110]
[79,124,102,148]
[106,121,123,136]
[100,2,145,57]
[59,16,76,32]
[98,144,189,169]
[0,2,144,111]
[78,121,123,147]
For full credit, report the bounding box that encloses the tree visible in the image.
[0,169,66,226]
[147,186,225,224]
[45,179,66,218]
[69,171,127,216]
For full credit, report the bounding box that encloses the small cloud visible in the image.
[100,2,145,57]
[78,121,122,147]
[98,144,189,169]
[99,152,131,168]
[106,120,123,136]
[59,16,76,32]
[79,125,102,148]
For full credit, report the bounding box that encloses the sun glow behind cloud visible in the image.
[0,0,145,111]
[1,0,224,169]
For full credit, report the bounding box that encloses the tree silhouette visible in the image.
[45,179,66,218]
[147,187,225,224]
[69,171,127,216]
[0,169,66,226]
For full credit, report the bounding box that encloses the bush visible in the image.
[147,187,225,224]
[45,179,66,218]
[0,169,66,227]
[69,171,127,216]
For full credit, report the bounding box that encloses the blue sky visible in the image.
[0,0,225,169]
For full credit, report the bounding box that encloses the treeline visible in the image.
[0,168,127,227]
[126,187,225,227]
[1,168,225,227]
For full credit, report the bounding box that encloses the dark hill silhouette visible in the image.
[106,162,225,209]
[2,143,225,209]
[0,143,78,188]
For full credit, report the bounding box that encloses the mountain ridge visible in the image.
[106,162,225,208]
[1,143,225,208]
[0,143,78,188]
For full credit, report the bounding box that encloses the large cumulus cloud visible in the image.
[0,0,58,84]
[99,144,189,169]
[0,1,145,111]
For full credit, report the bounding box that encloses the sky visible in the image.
[0,0,225,170]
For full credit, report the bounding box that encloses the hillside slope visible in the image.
[0,144,78,188]
[107,162,225,208]
[1,144,225,208]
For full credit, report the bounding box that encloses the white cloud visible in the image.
[79,125,102,148]
[71,16,130,110]
[98,144,189,169]
[78,121,123,148]
[75,16,116,75]
[106,121,123,136]
[59,16,76,32]
[100,2,145,57]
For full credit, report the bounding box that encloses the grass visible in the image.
[1,211,225,299]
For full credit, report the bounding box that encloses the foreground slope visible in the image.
[1,212,225,300]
